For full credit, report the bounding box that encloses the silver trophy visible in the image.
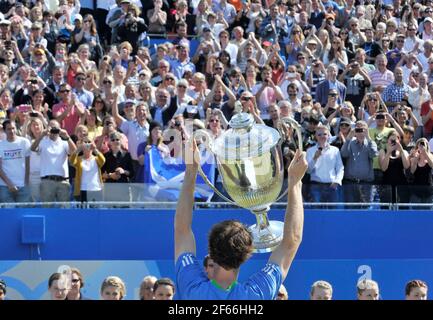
[195,107,303,253]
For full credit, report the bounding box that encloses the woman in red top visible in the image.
[266,47,286,85]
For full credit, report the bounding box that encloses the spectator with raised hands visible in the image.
[379,129,410,203]
[408,138,433,204]
[31,119,76,204]
[315,64,346,107]
[147,0,167,37]
[95,115,128,154]
[253,65,284,119]
[70,136,105,203]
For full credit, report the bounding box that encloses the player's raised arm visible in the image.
[269,149,308,280]
[174,139,200,262]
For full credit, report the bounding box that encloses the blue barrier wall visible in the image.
[1,208,433,299]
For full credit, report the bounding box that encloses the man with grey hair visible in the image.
[278,100,292,118]
[315,64,347,107]
[310,280,333,300]
[341,120,378,204]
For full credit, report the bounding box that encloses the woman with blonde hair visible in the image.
[286,25,305,65]
[77,44,97,71]
[100,276,126,300]
[70,136,105,203]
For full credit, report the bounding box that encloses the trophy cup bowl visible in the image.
[195,111,302,253]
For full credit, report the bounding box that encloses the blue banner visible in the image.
[143,145,216,201]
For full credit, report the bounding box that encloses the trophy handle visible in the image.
[275,117,303,203]
[193,129,238,205]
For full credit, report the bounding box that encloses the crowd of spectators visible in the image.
[0,269,428,300]
[0,0,433,205]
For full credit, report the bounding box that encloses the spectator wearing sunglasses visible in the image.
[73,72,94,109]
[66,268,91,300]
[101,131,134,202]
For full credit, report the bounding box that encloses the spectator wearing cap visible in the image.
[306,125,344,203]
[25,44,56,84]
[341,120,378,203]
[381,67,410,112]
[0,19,11,41]
[168,42,196,80]
[315,64,346,107]
[73,72,94,109]
[147,0,167,36]
[329,116,353,150]
[0,120,31,203]
[338,60,371,111]
[112,95,150,180]
[368,54,395,93]
[420,15,433,40]
[320,13,339,38]
[385,34,406,72]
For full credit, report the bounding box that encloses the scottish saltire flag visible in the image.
[143,145,216,201]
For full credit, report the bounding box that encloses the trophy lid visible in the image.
[213,113,280,161]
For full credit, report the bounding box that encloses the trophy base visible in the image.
[249,220,284,253]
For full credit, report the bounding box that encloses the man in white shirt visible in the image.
[0,120,31,203]
[31,120,77,203]
[306,125,344,203]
